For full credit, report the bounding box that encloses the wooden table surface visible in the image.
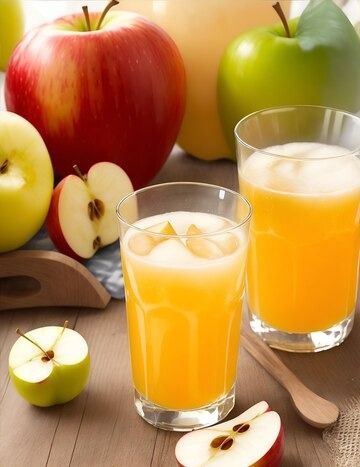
[1,149,359,467]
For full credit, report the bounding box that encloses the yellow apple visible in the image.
[116,0,289,161]
[0,0,24,71]
[0,111,54,252]
[9,324,90,407]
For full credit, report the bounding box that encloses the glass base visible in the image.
[134,385,235,432]
[249,311,355,353]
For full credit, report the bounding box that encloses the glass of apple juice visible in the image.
[117,182,251,431]
[235,105,360,352]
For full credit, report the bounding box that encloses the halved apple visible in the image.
[175,401,284,466]
[47,162,134,261]
[9,324,90,407]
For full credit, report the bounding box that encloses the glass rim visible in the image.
[116,181,252,239]
[234,104,360,161]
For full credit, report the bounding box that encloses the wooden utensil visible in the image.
[241,325,339,428]
[0,250,111,310]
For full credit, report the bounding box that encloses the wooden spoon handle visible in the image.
[241,325,304,392]
[0,250,111,310]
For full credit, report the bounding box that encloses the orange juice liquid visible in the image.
[240,142,360,333]
[122,211,247,409]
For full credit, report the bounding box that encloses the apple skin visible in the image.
[46,177,83,262]
[46,161,135,261]
[175,401,284,467]
[9,326,90,407]
[218,6,360,151]
[0,111,54,253]
[9,354,90,408]
[0,0,24,71]
[5,11,186,189]
[253,425,284,467]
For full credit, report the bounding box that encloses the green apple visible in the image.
[218,0,360,152]
[0,0,24,71]
[0,111,54,252]
[9,323,90,407]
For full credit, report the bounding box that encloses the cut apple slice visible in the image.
[128,233,156,256]
[47,162,134,261]
[187,224,202,236]
[146,221,176,236]
[128,221,176,255]
[175,401,284,467]
[186,224,223,259]
[212,232,238,255]
[186,237,223,259]
[186,223,238,259]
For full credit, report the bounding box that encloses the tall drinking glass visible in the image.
[235,106,360,352]
[117,182,251,431]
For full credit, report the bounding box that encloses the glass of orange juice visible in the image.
[117,182,251,430]
[235,106,360,352]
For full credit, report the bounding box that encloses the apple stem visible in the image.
[73,164,87,182]
[96,0,119,31]
[273,2,291,38]
[16,328,54,361]
[82,5,92,31]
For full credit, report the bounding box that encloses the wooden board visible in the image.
[0,149,359,466]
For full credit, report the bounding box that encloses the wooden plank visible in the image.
[55,302,158,467]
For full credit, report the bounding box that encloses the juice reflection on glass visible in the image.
[236,106,360,352]
[117,183,251,431]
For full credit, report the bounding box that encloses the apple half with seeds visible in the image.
[47,161,135,261]
[175,401,284,466]
[9,322,90,407]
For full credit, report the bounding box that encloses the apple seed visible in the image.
[210,435,234,450]
[93,236,102,250]
[41,350,55,362]
[88,199,105,221]
[0,159,9,174]
[233,423,250,433]
[94,199,105,218]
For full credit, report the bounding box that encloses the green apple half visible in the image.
[0,0,24,71]
[218,0,360,151]
[0,111,54,252]
[9,325,90,407]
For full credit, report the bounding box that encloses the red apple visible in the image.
[46,162,135,261]
[5,1,185,189]
[175,401,284,466]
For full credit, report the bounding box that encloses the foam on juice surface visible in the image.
[241,142,360,195]
[123,211,245,266]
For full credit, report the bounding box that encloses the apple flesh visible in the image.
[5,7,185,188]
[0,111,54,253]
[175,401,284,466]
[46,162,135,261]
[9,325,90,407]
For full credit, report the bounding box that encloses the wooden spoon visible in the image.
[241,325,339,429]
